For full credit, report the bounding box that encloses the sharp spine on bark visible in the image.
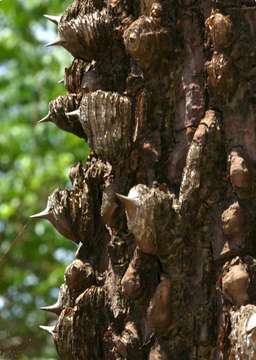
[43,14,61,25]
[58,79,64,84]
[39,325,55,335]
[41,283,68,315]
[56,10,113,61]
[30,207,52,220]
[120,185,177,255]
[38,94,85,138]
[45,38,65,48]
[40,303,62,315]
[30,189,79,243]
[116,193,138,220]
[38,112,52,124]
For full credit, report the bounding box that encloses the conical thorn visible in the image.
[44,14,61,25]
[30,208,52,221]
[116,193,138,219]
[58,79,64,85]
[45,38,64,48]
[38,112,52,124]
[40,303,62,315]
[65,109,80,117]
[39,325,55,335]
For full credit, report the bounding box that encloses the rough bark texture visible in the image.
[34,0,256,358]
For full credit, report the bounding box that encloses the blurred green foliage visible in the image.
[0,0,88,358]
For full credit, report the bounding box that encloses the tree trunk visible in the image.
[34,0,256,358]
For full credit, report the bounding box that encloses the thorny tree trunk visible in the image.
[33,0,256,359]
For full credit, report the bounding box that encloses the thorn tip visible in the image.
[40,304,62,315]
[44,14,61,25]
[45,38,64,48]
[39,325,55,335]
[38,112,51,124]
[30,208,51,220]
[116,193,138,219]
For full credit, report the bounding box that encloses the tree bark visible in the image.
[35,0,256,358]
